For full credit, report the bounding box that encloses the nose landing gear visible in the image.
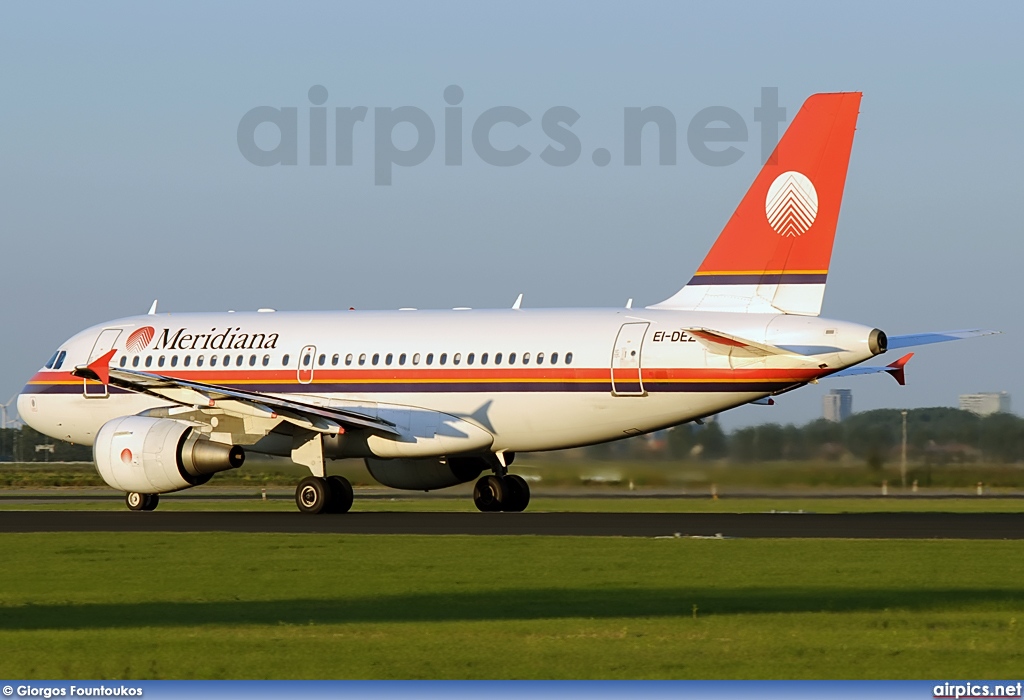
[125,492,159,511]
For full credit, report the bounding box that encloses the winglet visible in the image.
[76,349,117,385]
[148,300,158,315]
[885,352,914,386]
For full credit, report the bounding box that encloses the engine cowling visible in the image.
[365,456,485,491]
[94,415,244,494]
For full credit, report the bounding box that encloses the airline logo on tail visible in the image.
[765,171,818,237]
[650,91,862,316]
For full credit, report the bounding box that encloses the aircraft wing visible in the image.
[887,329,999,350]
[72,350,399,436]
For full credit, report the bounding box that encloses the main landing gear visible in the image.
[295,475,354,514]
[125,492,159,511]
[473,473,531,512]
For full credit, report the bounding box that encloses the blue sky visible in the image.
[1,1,1021,429]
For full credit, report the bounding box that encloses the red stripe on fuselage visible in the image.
[25,366,827,388]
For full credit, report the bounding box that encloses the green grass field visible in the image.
[2,495,1023,513]
[0,533,1022,679]
[4,458,1024,490]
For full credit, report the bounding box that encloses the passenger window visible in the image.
[318,354,326,366]
[170,356,178,367]
[302,353,311,367]
[359,353,366,366]
[426,353,434,365]
[413,353,420,365]
[440,353,447,365]
[184,356,192,367]
[237,355,244,367]
[210,356,218,367]
[551,352,558,364]
[453,353,461,365]
[399,353,406,366]
[467,353,475,365]
[132,356,140,368]
[158,356,165,367]
[537,352,544,365]
[508,353,516,364]
[262,355,269,367]
[345,354,353,366]
[523,352,530,365]
[481,353,488,365]
[282,354,290,366]
[386,353,393,366]
[249,355,256,367]
[197,355,205,367]
[54,351,66,370]
[145,356,153,368]
[372,353,380,366]
[566,352,573,365]
[332,354,339,366]
[119,356,127,368]
[495,352,502,365]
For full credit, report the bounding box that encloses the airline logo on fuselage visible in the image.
[765,171,818,237]
[125,326,155,353]
[124,326,280,353]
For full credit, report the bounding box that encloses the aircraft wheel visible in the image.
[141,494,160,511]
[473,475,505,512]
[125,492,145,511]
[501,474,530,512]
[295,476,329,514]
[325,475,354,514]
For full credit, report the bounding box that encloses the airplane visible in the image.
[17,92,996,514]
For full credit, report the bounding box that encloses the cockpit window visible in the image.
[53,351,67,370]
[44,351,59,369]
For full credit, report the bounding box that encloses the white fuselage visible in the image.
[19,307,881,456]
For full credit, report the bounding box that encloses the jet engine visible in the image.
[94,415,244,494]
[365,456,485,491]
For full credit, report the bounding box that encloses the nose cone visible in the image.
[16,392,40,431]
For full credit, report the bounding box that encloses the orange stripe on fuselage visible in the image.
[25,366,827,388]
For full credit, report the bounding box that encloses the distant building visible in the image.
[959,392,1011,416]
[823,388,853,422]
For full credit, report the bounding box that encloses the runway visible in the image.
[2,511,1023,538]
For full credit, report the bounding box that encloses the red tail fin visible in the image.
[651,92,862,315]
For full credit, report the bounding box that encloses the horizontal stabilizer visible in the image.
[685,328,804,357]
[829,352,914,385]
[887,329,999,350]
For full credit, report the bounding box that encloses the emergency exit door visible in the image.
[297,345,317,384]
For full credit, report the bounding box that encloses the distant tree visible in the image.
[978,412,1024,462]
[696,422,728,460]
